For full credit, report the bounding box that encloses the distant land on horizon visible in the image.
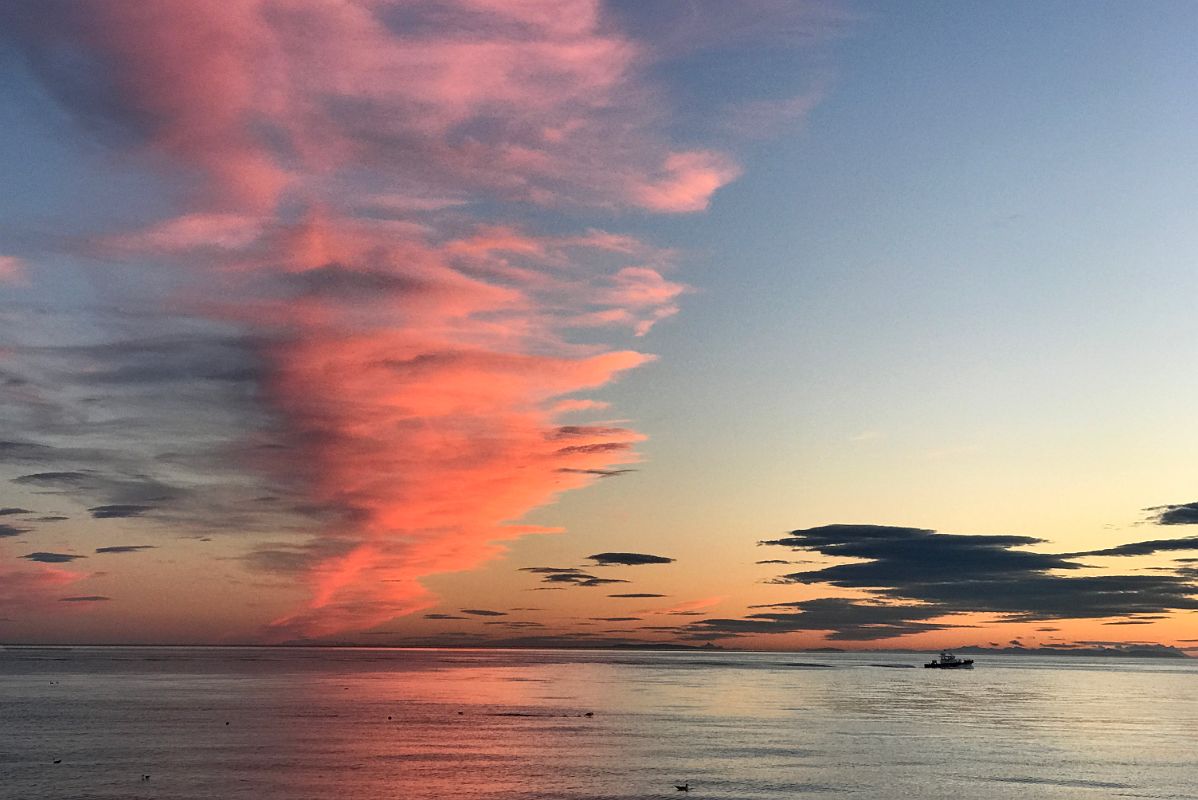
[803,644,1191,659]
[952,644,1191,659]
[1,641,1190,658]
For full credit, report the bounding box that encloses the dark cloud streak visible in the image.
[1147,502,1198,526]
[21,551,85,563]
[88,504,153,519]
[587,552,674,566]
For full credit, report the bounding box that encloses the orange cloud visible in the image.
[658,596,726,615]
[0,565,84,610]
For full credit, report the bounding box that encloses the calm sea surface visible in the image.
[0,646,1194,799]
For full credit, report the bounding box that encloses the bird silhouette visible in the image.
[675,783,690,792]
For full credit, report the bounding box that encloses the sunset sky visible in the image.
[2,1,1197,651]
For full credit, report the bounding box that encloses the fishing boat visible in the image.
[924,650,974,669]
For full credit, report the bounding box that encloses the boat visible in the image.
[924,650,974,669]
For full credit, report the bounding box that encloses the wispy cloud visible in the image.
[1146,502,1198,526]
[1,0,825,641]
[88,504,154,519]
[1068,534,1198,558]
[0,566,83,610]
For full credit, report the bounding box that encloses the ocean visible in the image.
[0,647,1194,799]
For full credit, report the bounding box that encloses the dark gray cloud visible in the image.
[590,616,641,622]
[423,613,466,620]
[755,559,793,565]
[59,595,109,602]
[587,552,675,566]
[95,545,155,554]
[0,507,31,516]
[555,468,636,478]
[29,334,264,388]
[88,504,153,519]
[0,440,72,463]
[519,566,630,587]
[1147,502,1198,526]
[0,523,30,538]
[460,609,507,617]
[31,515,68,522]
[763,524,1075,584]
[1068,535,1198,558]
[548,573,628,587]
[0,311,316,546]
[21,551,85,563]
[14,470,184,506]
[608,593,666,598]
[686,598,960,641]
[13,470,91,486]
[880,574,1198,621]
[759,524,1198,624]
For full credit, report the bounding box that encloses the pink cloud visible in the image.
[630,151,742,213]
[0,565,84,610]
[12,1,741,212]
[6,0,820,639]
[103,213,265,253]
[0,256,26,284]
[658,596,726,615]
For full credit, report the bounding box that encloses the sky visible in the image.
[1,0,1197,652]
